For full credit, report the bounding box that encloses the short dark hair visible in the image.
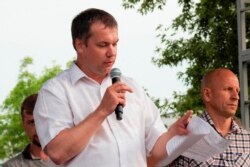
[21,94,38,120]
[71,8,118,49]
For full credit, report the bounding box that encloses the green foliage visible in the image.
[122,0,240,117]
[154,0,238,116]
[122,0,167,15]
[151,96,170,116]
[0,57,62,160]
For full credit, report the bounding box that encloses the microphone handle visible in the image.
[112,77,122,120]
[112,77,120,83]
[115,104,123,120]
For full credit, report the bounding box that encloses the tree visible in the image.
[122,0,239,117]
[0,57,63,160]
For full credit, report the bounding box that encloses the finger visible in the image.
[117,93,125,100]
[185,110,193,118]
[119,86,133,93]
[181,110,193,122]
[114,83,133,93]
[177,110,192,128]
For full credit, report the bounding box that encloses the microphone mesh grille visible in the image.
[110,68,121,78]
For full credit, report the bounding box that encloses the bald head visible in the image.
[201,68,238,92]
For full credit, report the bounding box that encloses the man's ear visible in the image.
[203,88,211,102]
[75,39,85,53]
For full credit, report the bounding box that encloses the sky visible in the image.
[0,0,188,108]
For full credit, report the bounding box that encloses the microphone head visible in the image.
[110,68,121,79]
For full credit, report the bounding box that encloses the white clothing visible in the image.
[34,63,166,167]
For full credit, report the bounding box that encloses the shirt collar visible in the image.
[231,119,242,134]
[200,111,242,135]
[69,62,112,85]
[22,144,35,160]
[69,62,87,85]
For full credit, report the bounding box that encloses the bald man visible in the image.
[169,68,250,166]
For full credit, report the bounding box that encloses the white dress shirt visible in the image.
[34,63,166,167]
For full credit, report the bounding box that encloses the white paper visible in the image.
[156,116,231,166]
[182,117,231,162]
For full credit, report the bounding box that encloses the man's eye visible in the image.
[98,43,107,47]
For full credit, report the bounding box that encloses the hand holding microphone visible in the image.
[110,68,123,120]
[110,68,132,120]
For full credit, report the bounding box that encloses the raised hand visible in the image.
[168,110,193,137]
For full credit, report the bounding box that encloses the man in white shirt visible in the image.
[34,8,191,167]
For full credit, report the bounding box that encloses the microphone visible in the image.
[110,68,123,120]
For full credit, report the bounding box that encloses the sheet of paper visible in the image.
[182,117,231,162]
[156,116,231,166]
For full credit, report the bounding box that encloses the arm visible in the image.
[151,110,192,161]
[43,82,133,165]
[45,107,106,165]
